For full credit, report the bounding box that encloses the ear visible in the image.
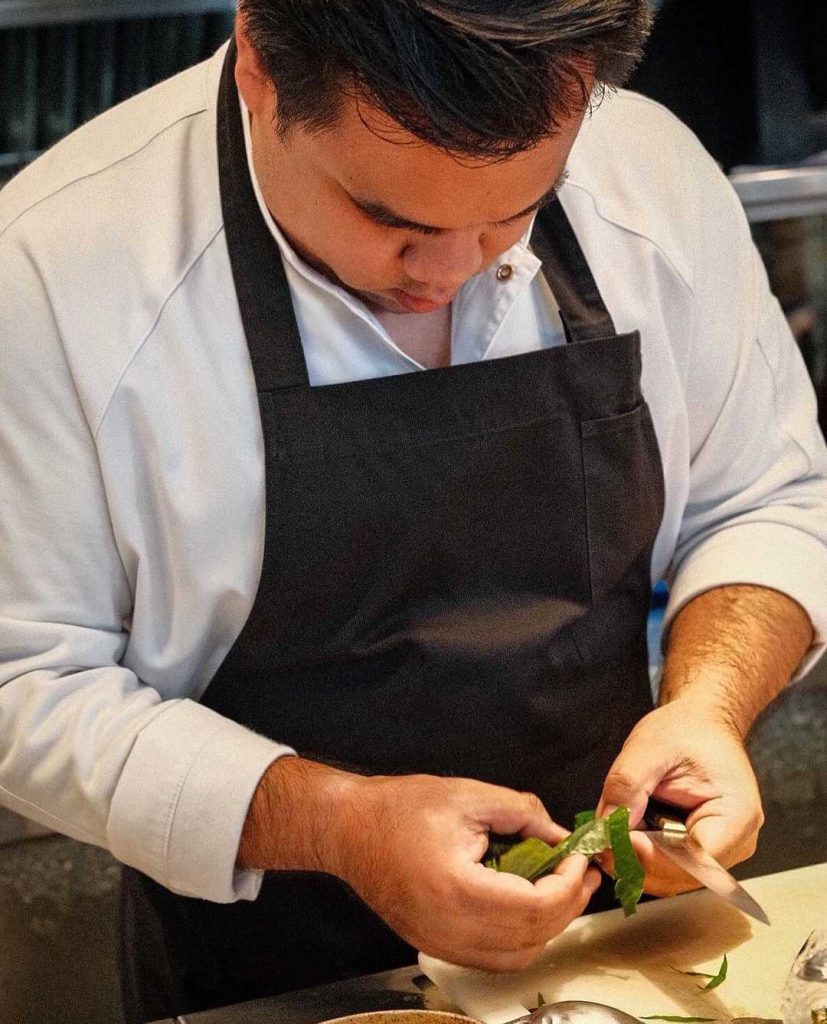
[234,15,276,118]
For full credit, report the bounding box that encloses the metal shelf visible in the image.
[730,163,827,223]
[0,0,234,28]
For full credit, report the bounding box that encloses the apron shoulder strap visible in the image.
[531,200,618,343]
[217,40,310,392]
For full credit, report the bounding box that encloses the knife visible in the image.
[640,799,770,925]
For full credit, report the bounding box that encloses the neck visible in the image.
[373,304,453,369]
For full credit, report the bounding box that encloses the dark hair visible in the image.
[238,1,654,159]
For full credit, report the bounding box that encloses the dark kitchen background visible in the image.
[0,1,826,1022]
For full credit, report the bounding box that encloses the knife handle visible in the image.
[643,797,689,834]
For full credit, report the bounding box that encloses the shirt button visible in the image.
[496,264,513,282]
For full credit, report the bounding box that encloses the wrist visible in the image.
[656,681,748,742]
[237,755,365,874]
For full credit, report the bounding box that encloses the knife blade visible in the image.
[641,800,771,925]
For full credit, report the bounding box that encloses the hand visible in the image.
[337,772,603,970]
[240,758,601,971]
[596,701,764,897]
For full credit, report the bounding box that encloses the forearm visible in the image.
[238,756,365,873]
[660,583,814,739]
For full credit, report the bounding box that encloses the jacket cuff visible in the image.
[108,699,294,902]
[664,522,827,681]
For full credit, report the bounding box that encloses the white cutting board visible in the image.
[419,863,827,1023]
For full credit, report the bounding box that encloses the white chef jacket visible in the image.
[1,43,826,906]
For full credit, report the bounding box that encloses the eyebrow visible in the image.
[349,168,570,236]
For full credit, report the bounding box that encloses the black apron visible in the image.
[120,43,664,1024]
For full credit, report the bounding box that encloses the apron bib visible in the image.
[120,42,664,1023]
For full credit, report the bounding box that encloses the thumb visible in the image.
[597,751,657,828]
[480,787,567,846]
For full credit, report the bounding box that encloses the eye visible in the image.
[369,214,442,237]
[408,223,445,237]
[498,210,534,227]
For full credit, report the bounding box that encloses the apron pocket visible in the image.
[580,403,664,602]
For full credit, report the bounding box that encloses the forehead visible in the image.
[293,93,584,230]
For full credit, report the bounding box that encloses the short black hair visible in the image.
[238,0,654,159]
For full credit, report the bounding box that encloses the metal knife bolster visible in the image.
[643,797,691,833]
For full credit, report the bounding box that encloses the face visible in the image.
[236,27,588,315]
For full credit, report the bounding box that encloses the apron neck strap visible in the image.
[218,38,310,390]
[530,201,618,343]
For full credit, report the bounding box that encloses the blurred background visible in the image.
[1,1,826,1021]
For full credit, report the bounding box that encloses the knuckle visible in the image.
[520,791,546,817]
[603,767,639,797]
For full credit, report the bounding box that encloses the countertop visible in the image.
[150,863,827,1024]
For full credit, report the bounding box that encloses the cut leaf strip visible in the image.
[607,806,645,917]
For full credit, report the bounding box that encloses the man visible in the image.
[1,2,825,1021]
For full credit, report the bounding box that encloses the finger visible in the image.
[596,832,696,897]
[627,831,703,897]
[467,857,594,947]
[521,816,571,847]
[643,863,702,896]
[477,786,560,841]
[538,855,602,912]
[686,797,763,867]
[597,757,657,827]
[551,851,592,884]
[593,846,615,877]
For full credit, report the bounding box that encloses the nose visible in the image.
[401,230,485,297]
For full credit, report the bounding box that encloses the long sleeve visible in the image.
[662,140,827,675]
[0,237,291,903]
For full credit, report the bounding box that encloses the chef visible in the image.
[1,2,825,1022]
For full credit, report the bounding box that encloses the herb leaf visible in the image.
[700,954,728,990]
[485,807,645,915]
[607,806,645,917]
[574,809,597,829]
[536,993,546,1008]
[489,815,610,882]
[640,1017,717,1022]
[673,954,728,991]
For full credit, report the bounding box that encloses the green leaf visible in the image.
[640,1017,717,1022]
[565,814,612,858]
[536,993,546,1008]
[574,809,597,829]
[488,815,612,883]
[672,955,728,991]
[607,806,645,916]
[700,954,728,990]
[485,806,644,916]
[490,836,564,880]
